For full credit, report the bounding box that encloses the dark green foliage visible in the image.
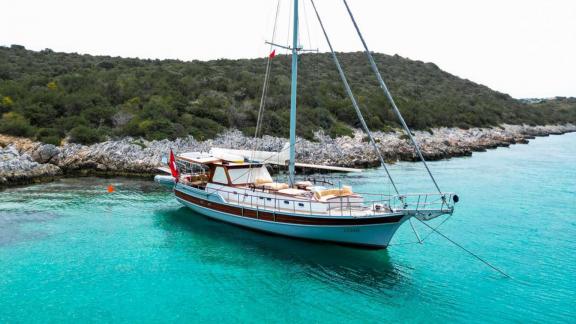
[329,121,354,138]
[0,46,574,145]
[0,112,34,137]
[69,125,103,144]
[35,127,63,145]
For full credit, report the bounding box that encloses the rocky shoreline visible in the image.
[1,124,575,187]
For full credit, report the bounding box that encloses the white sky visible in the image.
[2,0,575,98]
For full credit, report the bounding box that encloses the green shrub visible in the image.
[35,127,63,145]
[329,122,353,138]
[69,125,103,144]
[0,112,34,137]
[39,135,61,145]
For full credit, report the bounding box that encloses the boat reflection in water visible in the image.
[154,206,412,297]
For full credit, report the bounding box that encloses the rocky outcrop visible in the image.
[0,123,575,187]
[30,144,60,164]
[292,124,576,167]
[0,145,61,186]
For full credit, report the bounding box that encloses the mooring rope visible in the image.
[415,218,511,278]
[388,213,452,246]
[419,213,454,242]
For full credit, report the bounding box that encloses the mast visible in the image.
[288,0,299,187]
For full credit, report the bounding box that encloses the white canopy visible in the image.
[209,147,362,173]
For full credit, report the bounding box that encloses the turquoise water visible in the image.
[1,133,575,323]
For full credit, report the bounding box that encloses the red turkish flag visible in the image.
[169,149,179,182]
[269,49,276,59]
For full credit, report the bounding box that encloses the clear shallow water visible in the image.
[0,134,575,323]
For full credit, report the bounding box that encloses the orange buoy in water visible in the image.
[107,185,115,193]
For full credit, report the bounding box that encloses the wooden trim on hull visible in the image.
[174,189,403,226]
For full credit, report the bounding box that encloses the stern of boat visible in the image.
[154,174,175,189]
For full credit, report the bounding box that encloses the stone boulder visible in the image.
[0,145,62,186]
[31,144,60,164]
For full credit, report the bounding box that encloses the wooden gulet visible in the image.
[155,0,459,249]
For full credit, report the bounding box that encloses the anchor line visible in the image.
[419,213,454,243]
[408,218,422,244]
[415,218,512,278]
[387,212,453,246]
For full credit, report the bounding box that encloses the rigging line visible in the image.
[301,0,314,51]
[415,218,512,278]
[255,65,271,138]
[378,208,453,247]
[380,205,454,247]
[254,0,281,140]
[250,0,281,180]
[302,0,320,121]
[388,241,422,246]
[391,213,453,246]
[408,218,423,243]
[342,0,442,194]
[310,0,399,195]
[420,213,454,243]
[303,0,321,103]
[286,0,293,53]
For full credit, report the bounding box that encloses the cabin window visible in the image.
[227,168,250,185]
[298,203,305,207]
[266,198,272,201]
[212,166,228,184]
[227,166,272,185]
[284,200,289,205]
[259,197,264,200]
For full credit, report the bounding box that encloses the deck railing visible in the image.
[200,185,455,218]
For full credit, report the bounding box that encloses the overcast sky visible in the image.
[2,0,575,98]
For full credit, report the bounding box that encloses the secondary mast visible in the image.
[288,0,299,187]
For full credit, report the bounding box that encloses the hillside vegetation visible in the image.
[0,45,574,145]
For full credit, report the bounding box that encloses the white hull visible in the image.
[154,174,455,249]
[175,190,408,249]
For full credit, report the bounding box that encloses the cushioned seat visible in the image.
[314,186,353,200]
[295,181,313,190]
[262,182,289,190]
[278,188,308,196]
[255,177,273,185]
